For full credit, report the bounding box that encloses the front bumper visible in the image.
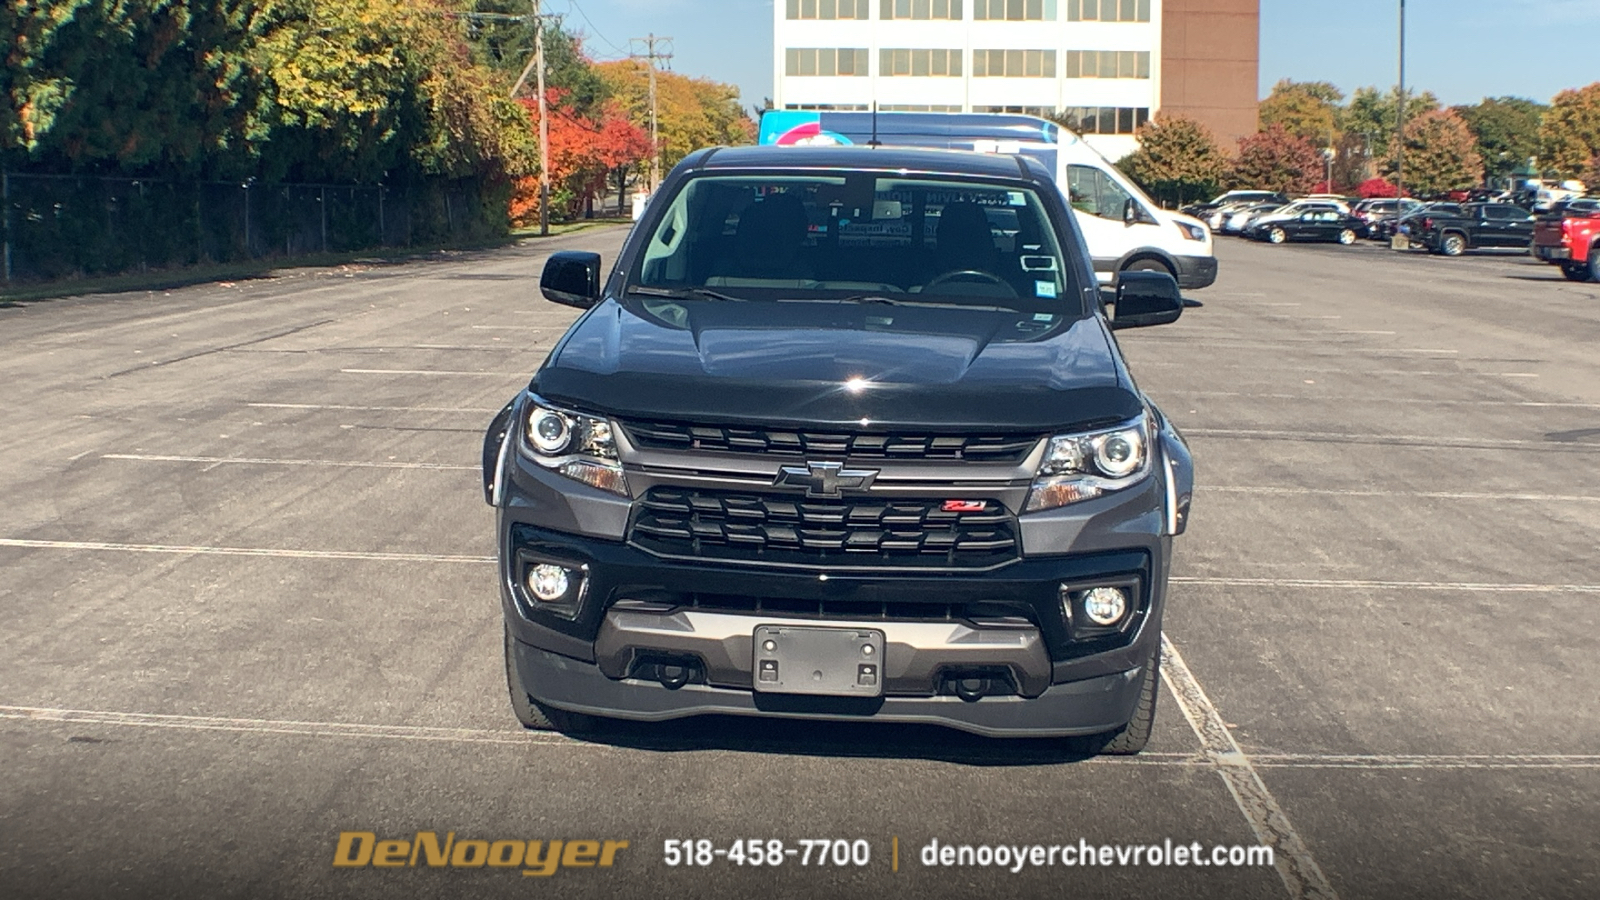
[510,638,1149,738]
[1173,254,1218,290]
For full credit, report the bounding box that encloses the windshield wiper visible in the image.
[837,294,1010,312]
[626,286,746,302]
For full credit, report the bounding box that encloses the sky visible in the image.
[554,0,1600,111]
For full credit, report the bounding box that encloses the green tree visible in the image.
[1383,109,1483,196]
[1117,114,1229,207]
[1231,124,1323,194]
[465,9,607,114]
[1454,97,1545,179]
[1259,79,1344,145]
[594,60,753,173]
[1540,83,1600,178]
[1343,86,1441,159]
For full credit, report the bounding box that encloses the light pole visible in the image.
[1396,0,1406,199]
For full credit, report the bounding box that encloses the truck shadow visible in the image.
[561,714,1133,767]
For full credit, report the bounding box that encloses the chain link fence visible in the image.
[1,173,498,285]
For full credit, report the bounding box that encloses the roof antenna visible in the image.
[868,102,880,148]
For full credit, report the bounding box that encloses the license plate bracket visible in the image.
[752,625,885,697]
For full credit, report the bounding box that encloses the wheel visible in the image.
[1440,233,1467,256]
[1561,261,1590,282]
[505,625,602,734]
[1121,258,1175,279]
[1075,646,1160,756]
[1268,227,1287,244]
[1338,228,1357,245]
[1590,248,1600,283]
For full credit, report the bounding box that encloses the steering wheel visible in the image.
[924,269,1010,290]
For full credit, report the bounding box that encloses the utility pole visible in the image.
[630,34,674,193]
[508,2,551,235]
[1396,0,1406,199]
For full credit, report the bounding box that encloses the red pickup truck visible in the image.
[1533,207,1600,282]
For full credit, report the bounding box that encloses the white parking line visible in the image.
[1249,754,1600,770]
[1172,576,1600,593]
[1185,428,1543,447]
[101,453,477,471]
[0,538,493,563]
[1204,486,1600,503]
[339,368,525,376]
[1160,635,1339,900]
[0,705,566,746]
[1155,391,1600,409]
[247,402,500,413]
[471,325,544,330]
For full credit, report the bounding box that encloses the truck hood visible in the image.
[531,297,1137,432]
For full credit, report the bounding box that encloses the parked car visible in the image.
[1244,200,1345,236]
[1351,198,1421,237]
[486,144,1195,753]
[1405,203,1537,256]
[1532,202,1600,282]
[1245,209,1365,245]
[1219,201,1284,236]
[1183,190,1288,222]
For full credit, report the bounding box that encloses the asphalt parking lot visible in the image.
[2,231,1597,900]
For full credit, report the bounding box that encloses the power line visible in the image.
[565,0,628,55]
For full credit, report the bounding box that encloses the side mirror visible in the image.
[540,251,602,308]
[1122,198,1152,227]
[1110,271,1184,330]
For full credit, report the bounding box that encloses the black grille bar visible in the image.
[622,420,1038,463]
[629,487,1020,569]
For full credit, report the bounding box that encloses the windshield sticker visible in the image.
[1035,281,1057,299]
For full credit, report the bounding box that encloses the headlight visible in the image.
[1177,221,1207,242]
[1024,416,1152,513]
[519,398,628,496]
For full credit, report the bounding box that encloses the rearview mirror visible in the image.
[540,251,602,309]
[1110,271,1184,330]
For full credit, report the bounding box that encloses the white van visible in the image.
[758,110,1218,290]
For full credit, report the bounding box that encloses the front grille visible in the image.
[629,487,1019,568]
[621,420,1038,463]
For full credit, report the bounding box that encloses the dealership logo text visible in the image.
[333,831,629,876]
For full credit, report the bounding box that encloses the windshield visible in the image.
[630,172,1083,313]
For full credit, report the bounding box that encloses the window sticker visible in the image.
[1035,281,1058,299]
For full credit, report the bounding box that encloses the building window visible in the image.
[786,0,870,19]
[785,48,871,76]
[972,49,1056,77]
[1064,50,1150,78]
[973,0,1056,20]
[785,103,872,110]
[1066,0,1150,21]
[880,0,962,19]
[880,48,964,77]
[1058,106,1149,134]
[881,104,965,112]
[975,105,1054,116]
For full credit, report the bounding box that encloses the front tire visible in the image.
[1076,647,1160,756]
[1440,233,1467,256]
[505,626,602,734]
[1338,228,1357,245]
[1268,227,1287,244]
[1590,248,1600,283]
[1122,258,1176,279]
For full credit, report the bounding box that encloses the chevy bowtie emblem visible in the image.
[774,461,879,497]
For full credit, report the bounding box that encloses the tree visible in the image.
[1541,83,1600,179]
[1231,125,1323,194]
[1116,114,1229,207]
[1259,79,1344,145]
[1382,109,1483,197]
[594,60,754,174]
[511,93,649,223]
[1357,177,1399,198]
[1454,97,1545,180]
[1343,86,1441,159]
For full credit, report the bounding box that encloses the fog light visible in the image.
[1081,586,1129,626]
[527,564,571,603]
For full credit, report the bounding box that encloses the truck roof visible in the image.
[694,144,1050,185]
